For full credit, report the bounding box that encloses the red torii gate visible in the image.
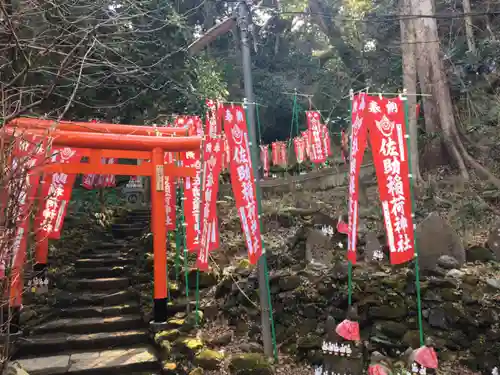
[5,118,201,325]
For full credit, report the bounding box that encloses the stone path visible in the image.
[14,209,161,375]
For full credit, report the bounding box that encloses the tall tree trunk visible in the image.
[399,0,422,182]
[411,0,446,168]
[412,0,469,179]
[462,0,476,54]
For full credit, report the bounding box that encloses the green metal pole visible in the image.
[402,92,424,347]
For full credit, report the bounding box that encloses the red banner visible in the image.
[306,111,327,163]
[197,135,223,269]
[2,134,46,301]
[44,147,83,239]
[81,173,95,189]
[260,145,269,177]
[367,96,414,264]
[202,100,222,254]
[223,105,263,264]
[271,142,279,166]
[182,116,203,252]
[294,137,305,163]
[103,158,116,187]
[279,142,287,166]
[164,151,176,231]
[222,134,230,170]
[347,94,368,264]
[301,130,310,160]
[322,124,332,156]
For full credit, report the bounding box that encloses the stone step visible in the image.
[74,266,129,279]
[55,290,136,307]
[14,345,159,375]
[16,330,149,358]
[75,257,134,268]
[58,303,140,319]
[32,315,143,335]
[78,252,128,259]
[69,278,130,291]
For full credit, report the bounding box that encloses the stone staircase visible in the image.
[13,209,161,375]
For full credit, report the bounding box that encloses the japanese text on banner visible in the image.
[38,147,82,240]
[1,135,46,280]
[367,96,414,264]
[306,112,327,163]
[347,93,368,264]
[260,145,270,177]
[164,151,176,231]
[182,116,202,252]
[223,105,263,265]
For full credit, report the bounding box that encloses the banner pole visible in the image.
[237,0,275,359]
[401,89,425,347]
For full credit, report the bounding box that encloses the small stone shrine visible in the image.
[315,307,363,375]
[122,176,147,208]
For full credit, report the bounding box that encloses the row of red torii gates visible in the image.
[4,117,202,328]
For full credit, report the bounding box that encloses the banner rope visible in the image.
[402,92,425,347]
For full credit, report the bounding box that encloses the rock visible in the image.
[297,334,322,350]
[19,308,36,325]
[228,353,273,375]
[402,330,421,348]
[369,305,407,319]
[173,337,204,356]
[305,229,334,265]
[194,349,225,370]
[467,245,495,262]
[375,321,408,339]
[415,212,465,270]
[445,269,465,279]
[428,307,448,330]
[486,226,500,260]
[162,361,178,374]
[155,329,180,343]
[278,275,301,291]
[437,255,460,269]
[239,342,263,353]
[189,368,204,375]
[209,331,233,346]
[364,232,385,263]
[188,269,218,288]
[486,278,500,290]
[5,362,30,375]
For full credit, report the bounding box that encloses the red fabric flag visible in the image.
[366,96,415,264]
[293,137,305,164]
[271,142,279,166]
[322,124,332,156]
[202,100,222,254]
[222,134,230,170]
[306,111,327,163]
[347,93,369,264]
[2,134,46,292]
[164,151,176,231]
[260,145,270,177]
[301,130,310,160]
[414,346,438,369]
[279,142,287,166]
[335,319,360,341]
[197,133,223,269]
[181,117,202,252]
[368,364,390,375]
[43,147,83,240]
[223,105,263,265]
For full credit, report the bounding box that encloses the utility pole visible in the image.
[237,0,274,358]
[187,1,274,358]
